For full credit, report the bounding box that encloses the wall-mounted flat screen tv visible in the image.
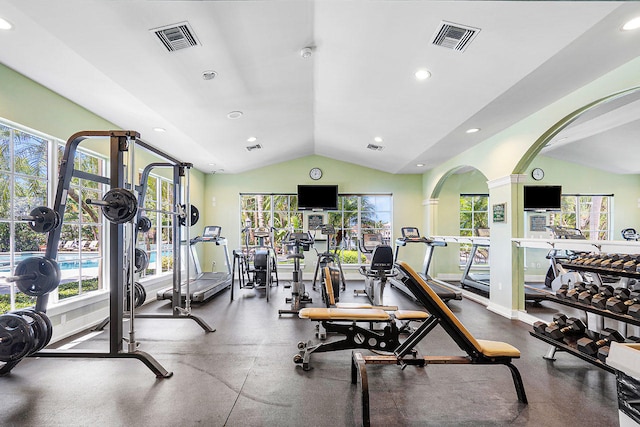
[524,185,562,211]
[297,185,339,211]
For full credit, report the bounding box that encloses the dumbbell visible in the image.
[606,289,640,314]
[628,301,640,319]
[597,336,640,363]
[600,254,625,269]
[610,254,633,270]
[564,283,588,301]
[577,284,600,305]
[577,328,625,356]
[590,285,615,309]
[572,253,595,265]
[533,314,568,335]
[583,253,606,266]
[545,317,586,341]
[623,256,640,272]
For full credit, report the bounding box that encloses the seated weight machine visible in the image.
[278,231,314,316]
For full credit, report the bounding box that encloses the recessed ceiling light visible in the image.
[153,127,166,132]
[416,163,425,167]
[465,128,480,134]
[622,16,640,31]
[202,70,217,80]
[0,18,13,30]
[374,136,383,143]
[415,69,431,81]
[247,136,257,143]
[300,47,313,58]
[227,111,243,119]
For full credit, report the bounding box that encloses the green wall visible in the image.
[203,155,424,275]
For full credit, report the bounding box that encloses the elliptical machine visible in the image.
[236,223,278,301]
[279,231,314,315]
[311,224,346,296]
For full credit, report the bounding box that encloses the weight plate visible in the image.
[27,206,59,233]
[0,313,35,362]
[179,204,200,227]
[33,310,53,351]
[101,188,138,224]
[14,256,61,297]
[137,216,152,233]
[13,309,48,354]
[134,248,149,273]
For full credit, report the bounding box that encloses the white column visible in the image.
[486,174,526,319]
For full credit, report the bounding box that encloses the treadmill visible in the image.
[460,228,491,293]
[157,225,232,303]
[392,227,462,302]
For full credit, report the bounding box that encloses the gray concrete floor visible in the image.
[1,280,619,426]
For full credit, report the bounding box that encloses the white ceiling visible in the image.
[1,1,640,175]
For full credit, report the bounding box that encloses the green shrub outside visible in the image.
[340,250,366,264]
[1,278,100,314]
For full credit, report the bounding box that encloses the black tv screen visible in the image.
[524,185,562,211]
[297,185,338,210]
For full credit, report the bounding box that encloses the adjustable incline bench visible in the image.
[351,261,527,426]
[294,267,428,371]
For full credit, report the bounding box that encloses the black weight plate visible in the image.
[27,206,59,233]
[32,310,52,351]
[0,313,35,362]
[134,248,149,273]
[137,216,152,233]
[13,310,48,354]
[101,188,138,224]
[135,282,146,308]
[14,256,61,297]
[179,205,200,227]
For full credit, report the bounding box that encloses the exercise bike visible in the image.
[355,233,396,305]
[278,231,314,315]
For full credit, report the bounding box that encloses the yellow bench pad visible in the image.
[394,310,429,321]
[476,339,521,358]
[299,308,390,321]
[336,302,400,311]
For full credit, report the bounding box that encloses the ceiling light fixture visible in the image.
[153,127,166,132]
[623,16,640,31]
[247,136,257,143]
[416,163,425,167]
[0,17,12,30]
[300,46,313,58]
[202,70,217,80]
[465,128,480,134]
[227,111,243,119]
[374,136,383,143]
[415,69,431,81]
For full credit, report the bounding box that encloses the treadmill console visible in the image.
[202,226,221,241]
[401,227,422,241]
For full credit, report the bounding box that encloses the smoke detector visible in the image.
[246,144,262,152]
[367,143,384,151]
[300,47,313,58]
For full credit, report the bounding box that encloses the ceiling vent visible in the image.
[431,21,480,52]
[367,143,384,151]
[246,144,262,152]
[151,22,199,52]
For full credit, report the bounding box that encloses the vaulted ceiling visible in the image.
[1,1,639,174]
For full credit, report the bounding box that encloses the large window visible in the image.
[551,194,611,240]
[239,193,392,266]
[459,194,489,266]
[55,145,106,301]
[1,124,51,313]
[138,174,175,275]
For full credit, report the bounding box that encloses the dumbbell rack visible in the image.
[529,259,640,373]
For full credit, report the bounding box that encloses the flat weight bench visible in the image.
[351,261,527,426]
[294,267,428,371]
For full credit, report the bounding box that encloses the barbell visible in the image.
[87,188,199,226]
